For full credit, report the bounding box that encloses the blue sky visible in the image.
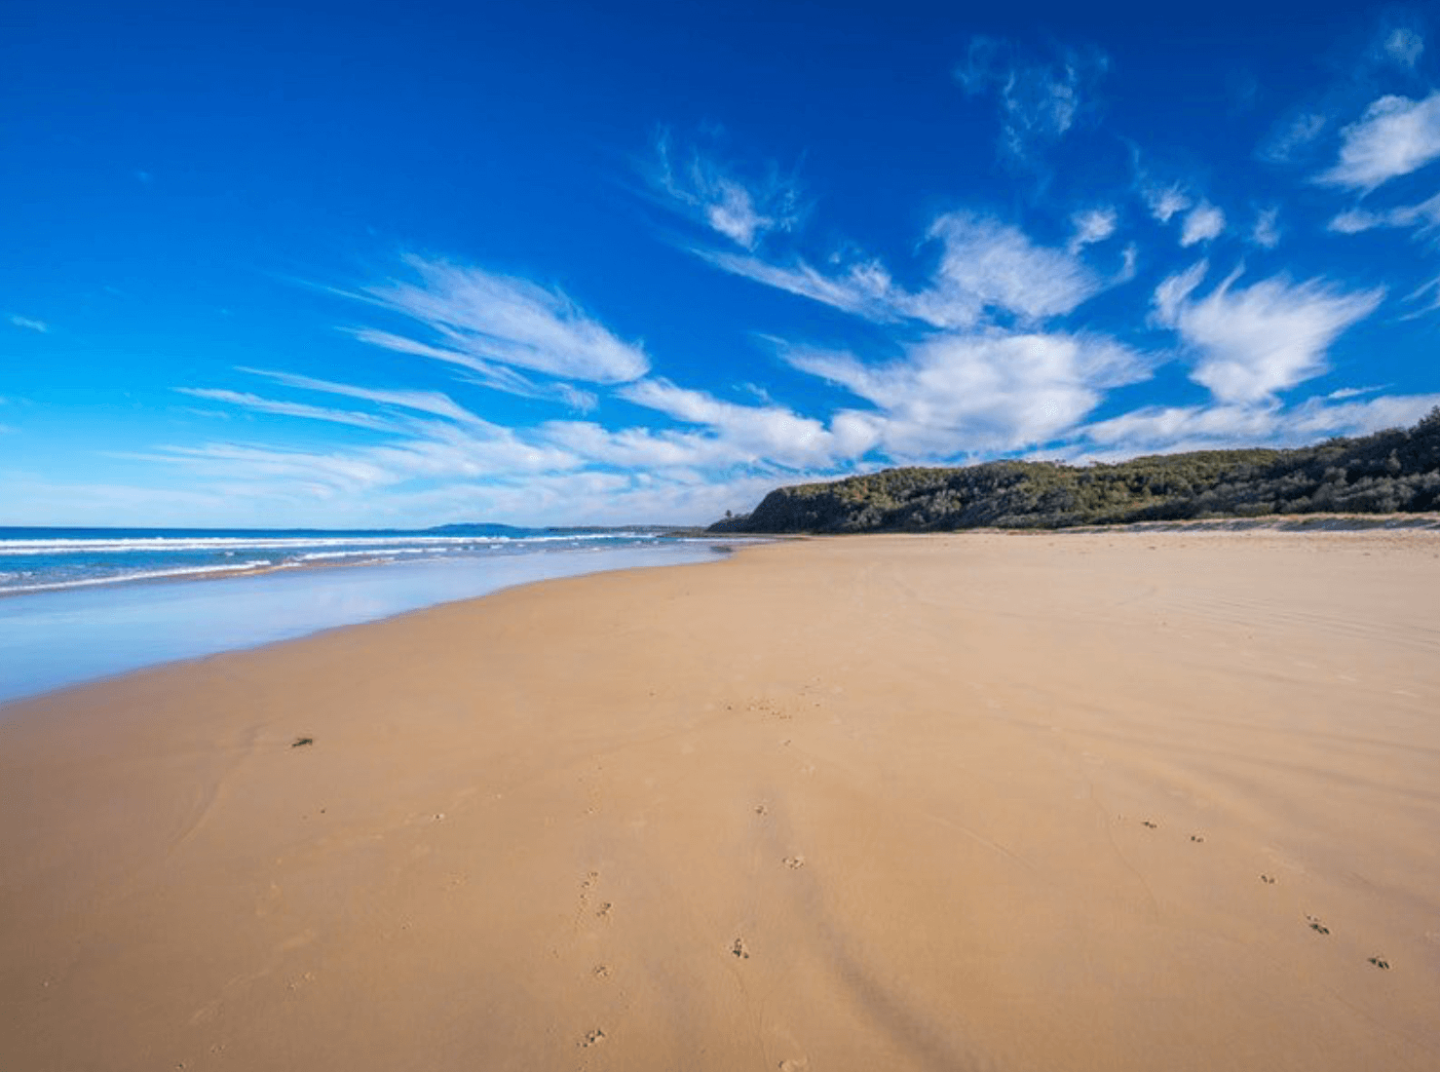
[4,0,1440,527]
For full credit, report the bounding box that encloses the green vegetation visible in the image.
[709,408,1440,534]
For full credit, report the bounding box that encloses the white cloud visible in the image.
[239,368,489,425]
[1251,207,1281,248]
[1260,112,1328,163]
[1380,27,1424,70]
[1080,402,1282,453]
[1151,259,1210,324]
[1144,184,1191,223]
[175,389,402,432]
[1067,206,1118,253]
[1180,202,1226,246]
[955,37,1107,161]
[1326,191,1440,236]
[698,249,911,324]
[353,255,649,392]
[1074,391,1440,459]
[650,131,800,249]
[1317,91,1440,191]
[7,315,48,334]
[1327,208,1383,234]
[789,330,1148,456]
[918,212,1103,325]
[1402,273,1440,318]
[617,378,872,468]
[703,211,1103,330]
[1288,392,1440,437]
[1152,266,1384,403]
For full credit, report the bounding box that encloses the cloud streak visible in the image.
[789,330,1149,456]
[649,131,801,249]
[7,314,48,334]
[702,211,1106,330]
[350,256,649,404]
[955,37,1108,162]
[1317,91,1440,191]
[1179,202,1226,247]
[1152,263,1384,403]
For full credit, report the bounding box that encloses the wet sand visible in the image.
[2,532,1438,1071]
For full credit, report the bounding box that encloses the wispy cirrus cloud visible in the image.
[1151,262,1384,403]
[648,130,801,250]
[239,368,489,425]
[1260,112,1328,163]
[696,248,909,324]
[918,212,1105,325]
[1141,183,1191,223]
[1067,206,1118,253]
[1317,91,1440,192]
[1326,190,1440,236]
[175,389,402,432]
[617,378,873,468]
[347,255,648,408]
[7,314,48,334]
[1251,207,1281,248]
[1074,392,1440,460]
[703,211,1107,330]
[788,330,1149,457]
[955,36,1108,163]
[1179,202,1226,246]
[1377,26,1424,70]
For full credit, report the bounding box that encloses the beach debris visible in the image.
[291,736,314,748]
[1368,956,1390,970]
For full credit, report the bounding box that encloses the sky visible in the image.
[4,0,1440,528]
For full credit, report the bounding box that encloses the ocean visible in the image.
[0,525,743,706]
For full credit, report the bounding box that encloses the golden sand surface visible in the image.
[2,532,1438,1071]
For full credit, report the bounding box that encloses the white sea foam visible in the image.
[0,531,657,556]
[0,561,275,595]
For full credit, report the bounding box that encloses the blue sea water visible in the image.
[0,526,742,706]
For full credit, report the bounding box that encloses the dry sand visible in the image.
[2,532,1438,1071]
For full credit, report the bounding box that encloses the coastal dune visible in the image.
[2,533,1439,1071]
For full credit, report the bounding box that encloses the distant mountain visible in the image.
[710,409,1440,534]
[420,523,536,537]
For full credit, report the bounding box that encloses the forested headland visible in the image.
[709,409,1440,534]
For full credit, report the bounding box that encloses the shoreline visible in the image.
[2,531,1438,1071]
[0,539,748,708]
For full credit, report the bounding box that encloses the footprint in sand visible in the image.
[1260,874,1277,885]
[592,964,610,979]
[779,1059,810,1071]
[1142,820,1158,829]
[783,854,806,869]
[579,1028,606,1048]
[1368,956,1390,970]
[1190,834,1205,843]
[1306,915,1331,935]
[732,937,751,959]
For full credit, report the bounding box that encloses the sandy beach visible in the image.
[2,532,1438,1071]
